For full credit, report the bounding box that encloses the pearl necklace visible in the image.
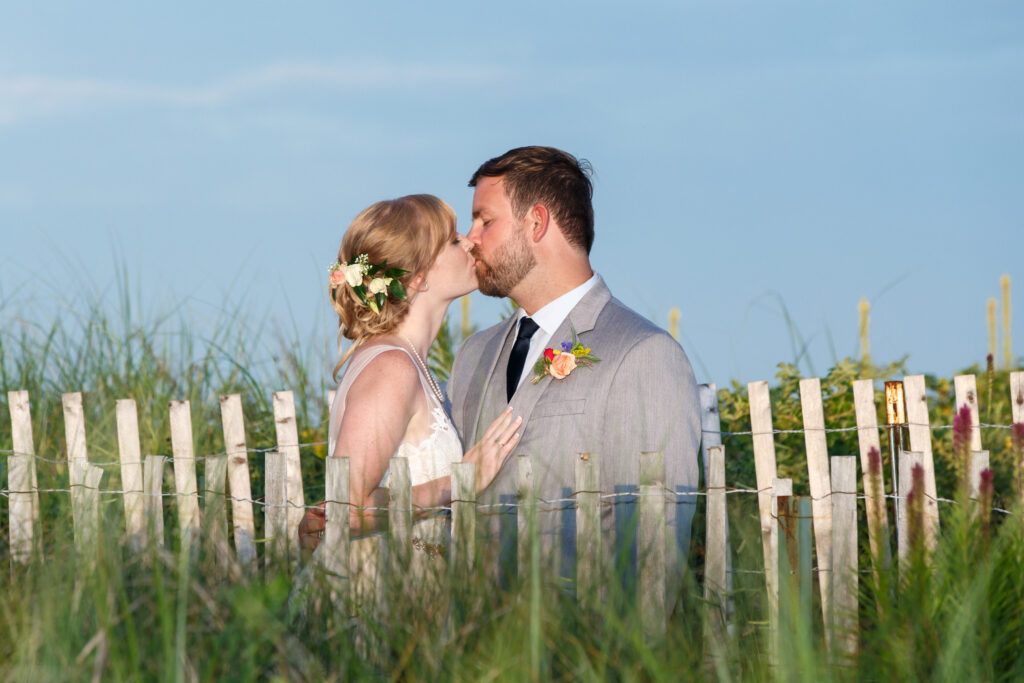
[400,334,445,404]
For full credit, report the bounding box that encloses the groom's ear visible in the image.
[527,203,550,244]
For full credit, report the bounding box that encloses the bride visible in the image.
[299,194,522,551]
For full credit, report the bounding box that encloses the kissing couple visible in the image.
[300,146,700,586]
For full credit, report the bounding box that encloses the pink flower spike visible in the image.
[867,446,881,476]
[953,404,973,457]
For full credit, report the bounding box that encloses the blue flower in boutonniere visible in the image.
[531,329,600,384]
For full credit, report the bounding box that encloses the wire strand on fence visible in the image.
[2,483,1015,516]
[0,415,1021,467]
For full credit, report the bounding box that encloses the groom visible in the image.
[448,146,700,591]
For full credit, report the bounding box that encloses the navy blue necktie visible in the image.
[506,317,539,401]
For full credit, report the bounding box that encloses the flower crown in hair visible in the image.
[329,254,408,314]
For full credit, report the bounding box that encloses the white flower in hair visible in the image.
[343,263,367,287]
[368,277,392,295]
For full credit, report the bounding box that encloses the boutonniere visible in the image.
[531,329,600,384]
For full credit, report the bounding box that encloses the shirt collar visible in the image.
[515,272,600,335]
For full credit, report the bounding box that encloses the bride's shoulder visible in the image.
[344,344,420,403]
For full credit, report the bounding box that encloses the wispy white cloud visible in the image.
[0,61,511,126]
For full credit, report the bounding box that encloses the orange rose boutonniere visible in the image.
[531,329,599,384]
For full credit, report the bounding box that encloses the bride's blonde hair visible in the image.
[330,194,455,380]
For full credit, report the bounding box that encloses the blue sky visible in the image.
[1,1,1021,386]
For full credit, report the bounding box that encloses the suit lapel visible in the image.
[508,277,612,427]
[468,315,519,443]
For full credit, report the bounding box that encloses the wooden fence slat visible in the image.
[62,392,89,542]
[204,454,231,577]
[897,451,924,562]
[852,379,890,576]
[798,377,833,642]
[574,453,601,610]
[517,454,535,575]
[768,477,793,663]
[8,390,37,564]
[699,383,733,606]
[748,380,779,598]
[830,456,858,658]
[698,383,721,481]
[953,374,983,451]
[316,456,350,605]
[388,456,412,573]
[169,401,200,547]
[902,375,939,547]
[451,462,477,575]
[704,444,728,636]
[219,394,256,569]
[115,399,146,552]
[969,451,990,500]
[264,451,288,567]
[1011,372,1024,424]
[273,391,305,563]
[81,464,105,555]
[143,455,166,549]
[776,492,802,656]
[639,451,666,641]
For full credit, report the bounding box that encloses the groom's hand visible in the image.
[298,502,326,557]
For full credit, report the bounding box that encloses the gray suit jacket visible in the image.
[448,277,700,581]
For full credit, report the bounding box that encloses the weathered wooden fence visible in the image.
[3,371,1023,654]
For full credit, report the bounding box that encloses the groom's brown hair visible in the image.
[469,146,595,254]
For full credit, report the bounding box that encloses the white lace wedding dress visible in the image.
[326,344,462,599]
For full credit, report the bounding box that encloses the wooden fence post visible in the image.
[1011,372,1024,424]
[704,444,728,640]
[81,465,104,555]
[388,457,412,575]
[639,451,666,642]
[517,454,535,576]
[115,399,146,553]
[273,391,305,563]
[516,454,543,678]
[902,375,939,548]
[954,375,983,451]
[969,451,991,500]
[575,452,601,611]
[830,456,858,659]
[451,462,477,575]
[798,377,834,644]
[219,394,257,570]
[169,401,201,549]
[264,451,287,568]
[62,392,89,546]
[144,455,166,550]
[897,451,925,562]
[203,454,232,577]
[769,477,793,664]
[699,384,733,606]
[8,390,38,564]
[852,379,890,577]
[749,381,779,600]
[316,456,351,605]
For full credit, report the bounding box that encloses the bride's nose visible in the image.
[457,234,472,252]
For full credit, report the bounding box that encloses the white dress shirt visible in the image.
[511,272,600,390]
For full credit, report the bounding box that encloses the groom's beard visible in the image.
[471,228,536,298]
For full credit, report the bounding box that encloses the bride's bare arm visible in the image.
[333,350,420,534]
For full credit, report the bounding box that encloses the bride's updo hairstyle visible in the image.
[331,194,455,378]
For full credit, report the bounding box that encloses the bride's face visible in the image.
[423,230,477,300]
